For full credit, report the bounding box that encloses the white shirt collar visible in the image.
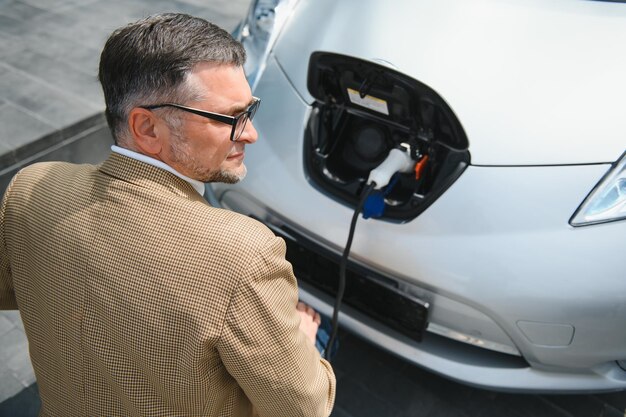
[111,145,205,196]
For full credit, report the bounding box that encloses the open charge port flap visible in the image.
[304,52,471,221]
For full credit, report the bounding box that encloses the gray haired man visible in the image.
[0,13,335,417]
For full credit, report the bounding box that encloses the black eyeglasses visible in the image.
[141,97,260,142]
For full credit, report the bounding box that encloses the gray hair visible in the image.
[98,13,246,145]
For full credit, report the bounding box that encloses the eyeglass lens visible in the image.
[234,116,248,141]
[233,101,259,141]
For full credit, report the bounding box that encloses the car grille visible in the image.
[280,227,429,342]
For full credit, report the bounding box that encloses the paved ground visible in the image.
[2,1,626,417]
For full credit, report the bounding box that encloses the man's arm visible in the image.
[217,236,336,417]
[0,174,18,310]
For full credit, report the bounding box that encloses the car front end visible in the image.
[208,0,626,392]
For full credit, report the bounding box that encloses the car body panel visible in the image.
[272,0,626,165]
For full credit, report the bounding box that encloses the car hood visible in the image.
[272,0,626,165]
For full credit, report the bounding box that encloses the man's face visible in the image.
[162,63,258,183]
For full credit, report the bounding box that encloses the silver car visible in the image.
[208,0,626,392]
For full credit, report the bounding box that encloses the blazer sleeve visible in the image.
[0,173,18,310]
[217,235,336,417]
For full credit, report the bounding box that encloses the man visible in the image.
[0,13,335,417]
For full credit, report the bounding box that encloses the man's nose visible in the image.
[238,119,258,144]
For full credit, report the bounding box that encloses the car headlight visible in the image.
[237,0,300,91]
[570,151,626,226]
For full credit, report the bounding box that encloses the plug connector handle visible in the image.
[367,147,414,190]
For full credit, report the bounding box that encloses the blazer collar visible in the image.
[99,153,206,202]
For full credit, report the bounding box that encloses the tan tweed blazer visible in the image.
[0,153,335,417]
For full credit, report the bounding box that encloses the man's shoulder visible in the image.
[5,162,97,200]
[193,205,277,249]
[16,161,97,182]
[172,205,285,287]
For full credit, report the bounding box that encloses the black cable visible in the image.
[325,181,377,361]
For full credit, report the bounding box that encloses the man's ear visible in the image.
[128,107,166,156]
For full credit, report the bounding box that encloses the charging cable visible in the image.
[325,146,415,361]
[325,181,375,360]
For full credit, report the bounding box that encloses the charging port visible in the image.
[304,52,470,222]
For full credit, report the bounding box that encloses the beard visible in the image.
[205,165,247,184]
[169,132,246,184]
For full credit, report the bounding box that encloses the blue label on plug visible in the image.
[362,191,386,219]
